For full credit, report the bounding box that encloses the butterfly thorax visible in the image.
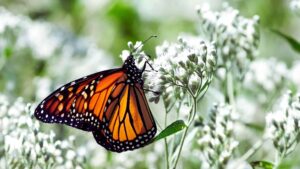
[123,55,143,85]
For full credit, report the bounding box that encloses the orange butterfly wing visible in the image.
[35,56,157,152]
[93,83,156,152]
[34,68,125,131]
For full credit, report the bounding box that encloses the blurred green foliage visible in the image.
[2,0,298,67]
[1,0,199,63]
[1,0,300,168]
[232,0,289,27]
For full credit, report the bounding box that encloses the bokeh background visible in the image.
[1,0,300,169]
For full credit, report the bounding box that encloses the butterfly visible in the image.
[34,54,157,152]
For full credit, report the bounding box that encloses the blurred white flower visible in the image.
[289,61,300,86]
[198,103,238,169]
[66,150,76,160]
[265,91,300,157]
[120,41,147,68]
[290,0,300,16]
[0,8,60,60]
[235,96,260,123]
[197,3,260,78]
[0,7,24,33]
[19,23,61,59]
[244,58,288,91]
[0,94,85,168]
[226,159,252,169]
[33,77,51,101]
[0,7,113,100]
[134,0,213,21]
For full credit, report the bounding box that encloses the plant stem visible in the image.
[274,151,282,169]
[164,139,170,169]
[169,101,183,168]
[241,139,266,160]
[226,69,236,112]
[172,96,197,169]
[172,124,189,168]
[164,110,170,169]
[274,145,287,169]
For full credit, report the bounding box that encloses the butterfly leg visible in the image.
[143,88,161,95]
[141,59,157,72]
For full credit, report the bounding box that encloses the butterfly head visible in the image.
[123,55,143,85]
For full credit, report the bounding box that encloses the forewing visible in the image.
[34,68,126,131]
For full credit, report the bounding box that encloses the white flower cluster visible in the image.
[83,139,164,169]
[0,94,85,169]
[119,36,216,107]
[197,4,260,78]
[113,143,164,169]
[289,61,300,87]
[265,91,300,157]
[244,58,288,92]
[145,36,216,108]
[290,0,300,16]
[0,7,112,99]
[120,41,149,68]
[198,103,238,169]
[244,58,300,97]
[0,7,59,60]
[0,6,111,65]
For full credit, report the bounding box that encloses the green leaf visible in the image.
[271,29,300,53]
[153,120,187,142]
[3,46,13,58]
[244,122,264,133]
[250,161,274,169]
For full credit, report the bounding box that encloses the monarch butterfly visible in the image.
[34,49,157,152]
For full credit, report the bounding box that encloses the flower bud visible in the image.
[127,42,134,50]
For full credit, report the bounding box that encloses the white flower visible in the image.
[119,41,152,74]
[0,8,60,59]
[0,7,24,33]
[50,43,113,83]
[198,103,238,168]
[0,94,84,168]
[289,61,300,86]
[197,3,259,77]
[149,35,216,104]
[4,135,23,154]
[33,77,51,101]
[226,159,252,169]
[66,150,76,160]
[290,0,300,16]
[265,91,300,157]
[0,8,113,101]
[244,58,288,91]
[19,23,61,59]
[120,50,131,62]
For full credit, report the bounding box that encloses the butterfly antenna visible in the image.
[133,35,158,53]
